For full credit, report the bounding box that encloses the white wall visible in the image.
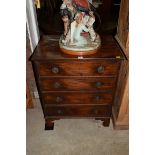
[26,0,40,52]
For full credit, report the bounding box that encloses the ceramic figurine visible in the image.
[59,0,101,55]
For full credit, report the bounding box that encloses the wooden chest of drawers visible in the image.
[30,35,125,130]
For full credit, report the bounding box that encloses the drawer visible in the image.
[36,61,120,77]
[42,92,113,105]
[44,105,111,117]
[39,77,116,91]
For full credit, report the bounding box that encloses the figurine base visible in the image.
[60,47,99,56]
[59,34,101,56]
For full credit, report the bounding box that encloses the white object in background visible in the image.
[34,91,39,98]
[26,0,40,53]
[89,0,92,4]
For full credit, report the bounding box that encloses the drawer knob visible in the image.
[95,82,102,88]
[95,96,100,101]
[55,96,63,103]
[97,66,104,73]
[94,109,99,114]
[57,109,63,115]
[51,66,59,74]
[54,82,61,89]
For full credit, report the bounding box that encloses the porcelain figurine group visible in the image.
[59,0,101,53]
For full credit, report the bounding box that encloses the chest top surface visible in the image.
[30,35,125,61]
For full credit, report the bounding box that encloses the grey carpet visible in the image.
[26,99,129,155]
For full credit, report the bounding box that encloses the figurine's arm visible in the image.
[82,25,89,32]
[60,0,68,9]
[60,4,67,9]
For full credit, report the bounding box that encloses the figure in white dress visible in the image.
[71,12,89,46]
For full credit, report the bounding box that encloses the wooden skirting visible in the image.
[112,107,129,130]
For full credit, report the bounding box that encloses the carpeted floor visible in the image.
[26,99,129,155]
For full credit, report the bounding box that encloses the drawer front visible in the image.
[42,92,113,105]
[39,77,116,91]
[37,61,120,77]
[44,105,111,117]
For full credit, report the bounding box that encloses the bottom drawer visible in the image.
[44,105,111,117]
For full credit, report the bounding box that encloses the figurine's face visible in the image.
[62,16,69,23]
[76,17,81,24]
[75,14,83,24]
[64,0,71,4]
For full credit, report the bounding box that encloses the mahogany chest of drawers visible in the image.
[30,35,125,130]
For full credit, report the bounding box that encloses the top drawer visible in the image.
[36,60,120,77]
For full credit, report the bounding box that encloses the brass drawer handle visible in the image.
[57,109,63,115]
[97,66,104,73]
[95,96,100,101]
[55,96,63,103]
[95,82,102,88]
[54,82,61,89]
[51,66,59,74]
